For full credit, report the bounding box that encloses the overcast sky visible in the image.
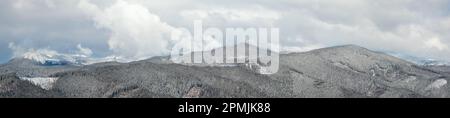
[1,0,450,63]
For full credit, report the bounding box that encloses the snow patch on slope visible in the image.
[19,77,59,90]
[426,79,447,90]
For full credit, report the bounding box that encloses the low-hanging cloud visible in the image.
[8,42,93,65]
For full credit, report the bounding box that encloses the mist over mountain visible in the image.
[1,45,449,98]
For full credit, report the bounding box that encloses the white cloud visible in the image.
[44,0,56,8]
[8,42,94,65]
[76,44,93,56]
[425,37,449,51]
[78,0,179,61]
[13,0,33,9]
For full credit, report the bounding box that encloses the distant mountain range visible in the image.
[387,53,450,66]
[1,45,449,98]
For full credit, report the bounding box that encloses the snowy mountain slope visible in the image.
[0,45,449,98]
